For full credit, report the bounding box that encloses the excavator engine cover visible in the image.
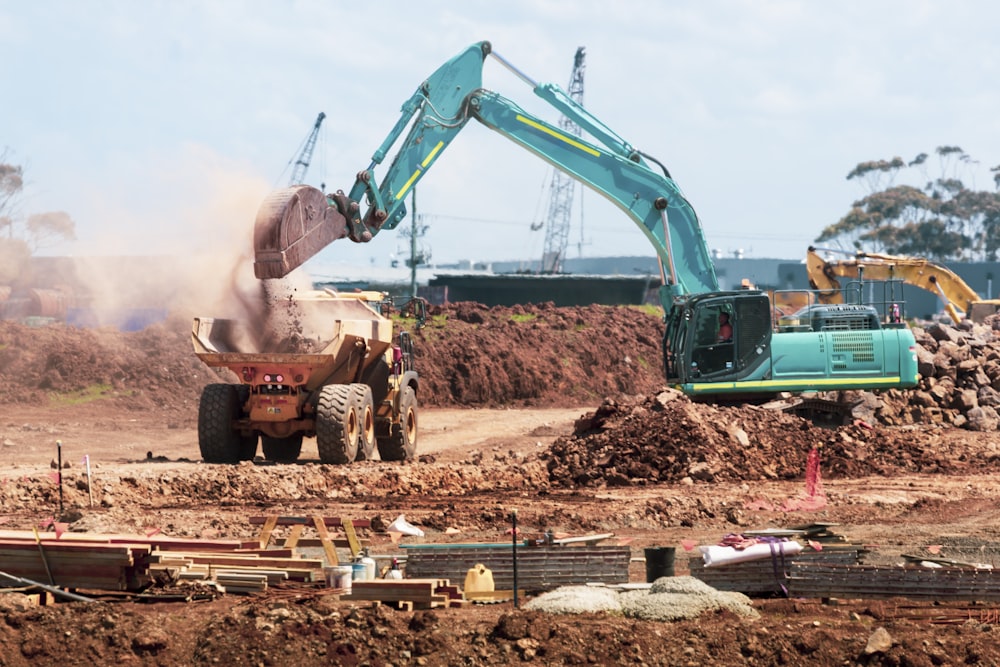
[253,185,348,279]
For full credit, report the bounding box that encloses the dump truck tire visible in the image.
[199,383,250,464]
[316,384,358,464]
[350,384,376,461]
[378,386,417,461]
[262,434,304,463]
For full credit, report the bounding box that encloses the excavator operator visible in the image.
[717,312,733,343]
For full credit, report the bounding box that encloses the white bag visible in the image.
[387,514,424,537]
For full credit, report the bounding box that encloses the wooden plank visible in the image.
[341,517,362,558]
[282,525,305,548]
[207,568,288,584]
[0,541,137,557]
[552,533,615,546]
[257,516,278,549]
[0,532,246,553]
[312,516,338,566]
[262,538,367,549]
[249,517,372,529]
[176,554,324,570]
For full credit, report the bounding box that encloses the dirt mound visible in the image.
[0,302,667,412]
[0,316,217,415]
[543,390,1000,487]
[410,301,665,407]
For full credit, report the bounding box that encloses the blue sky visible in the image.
[3,1,999,276]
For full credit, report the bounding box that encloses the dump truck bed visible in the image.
[192,292,393,390]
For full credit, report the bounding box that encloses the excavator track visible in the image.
[777,397,861,426]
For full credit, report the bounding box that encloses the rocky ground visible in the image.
[2,301,1000,665]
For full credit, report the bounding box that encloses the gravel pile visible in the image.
[523,576,759,621]
[522,585,622,614]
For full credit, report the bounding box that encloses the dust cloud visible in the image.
[4,144,357,348]
[59,145,311,329]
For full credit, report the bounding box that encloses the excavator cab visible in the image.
[665,292,773,386]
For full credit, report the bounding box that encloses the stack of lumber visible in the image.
[148,548,326,593]
[0,529,325,594]
[341,579,466,610]
[0,536,145,591]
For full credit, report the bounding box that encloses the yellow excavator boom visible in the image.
[806,246,1000,323]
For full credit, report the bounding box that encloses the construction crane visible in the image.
[537,47,586,274]
[288,112,326,187]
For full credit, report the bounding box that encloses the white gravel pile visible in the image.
[524,576,759,621]
[523,585,622,614]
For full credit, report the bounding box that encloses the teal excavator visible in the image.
[252,41,918,401]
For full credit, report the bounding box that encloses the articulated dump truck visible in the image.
[191,290,418,464]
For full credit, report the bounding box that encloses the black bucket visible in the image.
[644,547,676,582]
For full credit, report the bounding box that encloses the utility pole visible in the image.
[410,188,418,300]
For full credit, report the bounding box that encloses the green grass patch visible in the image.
[629,304,663,318]
[509,313,537,323]
[49,383,115,406]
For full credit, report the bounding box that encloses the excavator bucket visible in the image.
[253,185,349,279]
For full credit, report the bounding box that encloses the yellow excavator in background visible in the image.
[806,246,1000,323]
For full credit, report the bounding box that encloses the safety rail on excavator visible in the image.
[772,280,909,334]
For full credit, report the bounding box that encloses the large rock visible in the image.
[967,406,1000,432]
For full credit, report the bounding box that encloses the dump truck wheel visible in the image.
[316,384,359,464]
[262,434,303,463]
[199,383,249,464]
[350,384,376,461]
[378,386,417,461]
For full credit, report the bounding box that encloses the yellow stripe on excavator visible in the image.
[422,141,445,167]
[684,375,907,394]
[396,142,446,201]
[515,115,601,157]
[397,170,421,201]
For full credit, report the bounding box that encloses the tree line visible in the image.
[816,146,1000,261]
[0,150,75,284]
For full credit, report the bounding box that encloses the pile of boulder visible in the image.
[869,318,1000,431]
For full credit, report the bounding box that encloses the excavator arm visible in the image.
[250,41,921,400]
[253,41,718,302]
[806,246,1000,323]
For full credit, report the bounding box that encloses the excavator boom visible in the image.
[252,41,718,300]
[249,42,919,401]
[806,246,1000,323]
